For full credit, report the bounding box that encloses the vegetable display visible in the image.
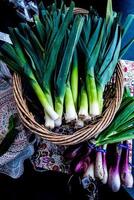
[0,0,134,194]
[0,0,133,130]
[64,141,133,192]
[63,88,134,192]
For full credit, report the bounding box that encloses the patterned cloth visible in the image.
[120,60,134,169]
[121,60,134,96]
[31,138,69,173]
[0,144,34,178]
[9,0,38,22]
[0,61,34,178]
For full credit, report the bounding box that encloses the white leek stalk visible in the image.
[54,98,63,127]
[44,91,55,129]
[78,84,91,121]
[64,83,78,123]
[29,72,59,121]
[86,75,100,116]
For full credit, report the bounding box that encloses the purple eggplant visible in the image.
[70,151,91,175]
[63,143,84,161]
[74,156,91,174]
[63,143,92,161]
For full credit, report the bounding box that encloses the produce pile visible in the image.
[0,0,133,130]
[0,0,134,194]
[64,87,134,192]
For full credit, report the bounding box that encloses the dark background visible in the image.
[0,0,134,199]
[0,159,132,200]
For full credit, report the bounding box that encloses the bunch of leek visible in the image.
[94,88,134,146]
[78,0,134,117]
[0,1,84,128]
[63,87,134,191]
[0,0,133,130]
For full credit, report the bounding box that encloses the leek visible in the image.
[120,39,134,58]
[71,49,78,109]
[96,25,121,112]
[78,83,89,121]
[86,20,106,116]
[0,33,58,121]
[54,15,84,126]
[94,94,134,146]
[64,82,77,123]
[0,0,133,130]
[121,14,134,39]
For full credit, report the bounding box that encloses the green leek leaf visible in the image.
[55,15,84,98]
[122,14,134,39]
[43,1,75,90]
[120,38,134,58]
[33,15,46,44]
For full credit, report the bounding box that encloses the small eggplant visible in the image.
[120,141,133,188]
[63,143,84,161]
[63,143,92,161]
[70,153,91,175]
[108,143,122,192]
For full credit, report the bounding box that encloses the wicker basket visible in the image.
[13,61,123,146]
[12,9,124,146]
